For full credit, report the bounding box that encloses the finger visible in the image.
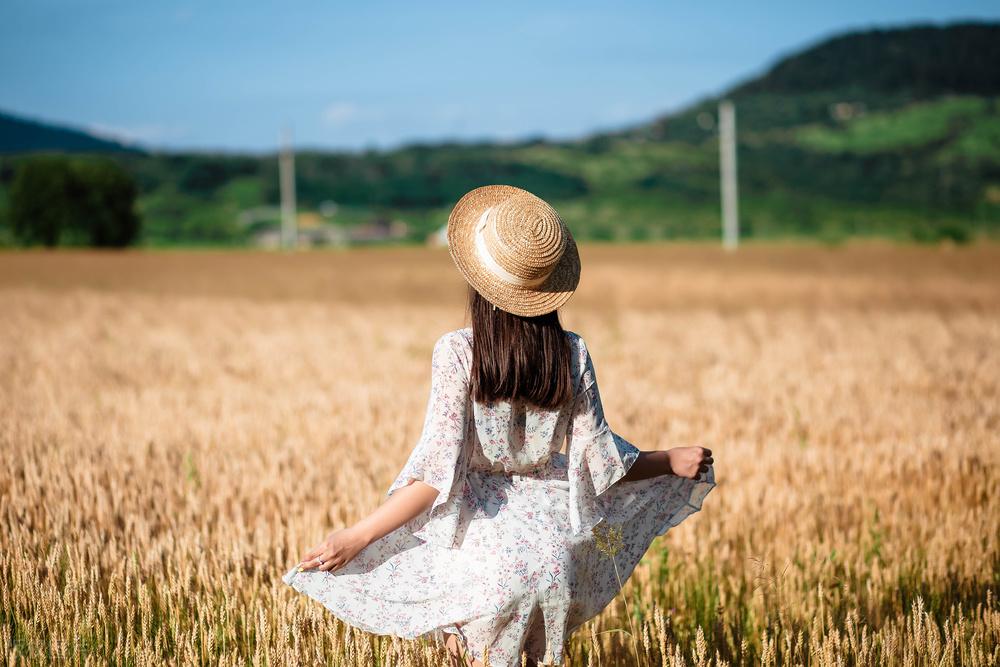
[299,551,328,571]
[299,544,323,563]
[704,456,713,464]
[319,557,341,572]
[702,447,712,457]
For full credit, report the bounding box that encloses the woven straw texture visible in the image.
[447,185,581,317]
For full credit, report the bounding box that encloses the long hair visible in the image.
[466,285,574,409]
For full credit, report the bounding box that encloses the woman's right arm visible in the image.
[297,477,440,573]
[298,332,470,572]
[355,478,440,544]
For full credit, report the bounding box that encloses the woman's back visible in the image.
[443,326,586,474]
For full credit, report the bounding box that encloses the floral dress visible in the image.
[282,327,715,666]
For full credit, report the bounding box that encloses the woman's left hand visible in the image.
[297,526,370,573]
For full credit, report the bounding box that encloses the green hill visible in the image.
[0,111,138,154]
[1,21,998,246]
[532,21,1000,241]
[735,23,1000,97]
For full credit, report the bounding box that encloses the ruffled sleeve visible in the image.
[566,338,641,536]
[386,331,472,549]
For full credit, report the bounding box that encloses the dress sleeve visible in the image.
[565,339,641,536]
[385,332,471,549]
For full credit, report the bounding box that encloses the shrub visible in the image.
[909,220,973,245]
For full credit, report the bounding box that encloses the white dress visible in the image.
[282,327,715,666]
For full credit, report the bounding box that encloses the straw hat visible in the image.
[446,185,581,317]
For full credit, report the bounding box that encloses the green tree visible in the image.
[9,155,140,247]
[9,156,77,246]
[74,159,141,246]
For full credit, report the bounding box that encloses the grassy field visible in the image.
[1,243,998,665]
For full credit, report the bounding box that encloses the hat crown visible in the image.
[446,184,581,317]
[483,193,567,282]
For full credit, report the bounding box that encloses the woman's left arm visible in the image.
[296,479,439,572]
[619,447,713,483]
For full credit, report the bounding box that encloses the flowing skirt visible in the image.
[282,452,715,666]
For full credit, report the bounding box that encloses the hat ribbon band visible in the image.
[473,207,552,288]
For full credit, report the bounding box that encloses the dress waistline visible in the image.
[467,451,570,484]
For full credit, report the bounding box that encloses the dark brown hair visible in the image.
[466,285,574,409]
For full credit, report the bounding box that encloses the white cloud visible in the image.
[322,102,360,127]
[86,122,187,146]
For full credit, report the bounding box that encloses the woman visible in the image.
[282,185,716,667]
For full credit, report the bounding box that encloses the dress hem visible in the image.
[281,565,565,665]
[282,468,715,667]
[563,469,717,645]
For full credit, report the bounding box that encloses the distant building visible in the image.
[296,211,323,229]
[426,223,448,247]
[300,225,348,247]
[250,212,409,248]
[253,229,283,249]
[253,224,347,248]
[829,101,866,122]
[348,217,409,242]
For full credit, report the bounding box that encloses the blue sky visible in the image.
[1,1,997,152]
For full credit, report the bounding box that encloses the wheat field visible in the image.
[1,244,998,666]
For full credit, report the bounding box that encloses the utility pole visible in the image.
[719,100,739,250]
[279,127,297,249]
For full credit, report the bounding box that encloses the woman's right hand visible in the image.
[297,526,371,573]
[666,446,713,479]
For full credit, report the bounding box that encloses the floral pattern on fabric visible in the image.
[282,327,716,667]
[385,332,474,550]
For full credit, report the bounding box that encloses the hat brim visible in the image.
[447,185,581,317]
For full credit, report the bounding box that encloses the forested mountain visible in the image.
[0,111,137,154]
[621,22,1000,141]
[1,21,997,246]
[735,23,1000,97]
